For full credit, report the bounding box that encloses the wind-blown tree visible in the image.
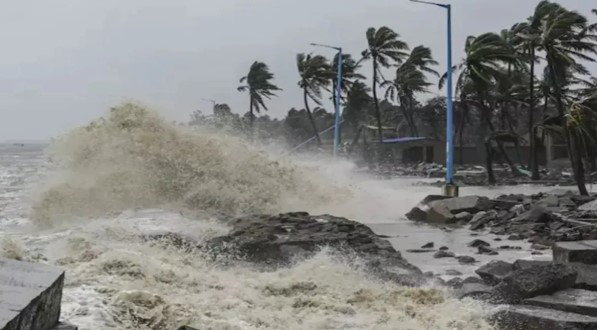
[237,61,281,131]
[534,2,597,195]
[440,32,522,176]
[343,80,373,130]
[330,54,365,109]
[362,26,409,141]
[381,45,439,136]
[297,53,332,144]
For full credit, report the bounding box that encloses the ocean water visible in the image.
[1,103,575,330]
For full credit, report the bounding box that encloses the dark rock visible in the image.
[553,240,597,265]
[177,327,199,330]
[426,203,455,223]
[524,288,597,317]
[457,256,477,264]
[499,245,522,250]
[405,206,428,221]
[531,243,550,251]
[421,194,453,205]
[406,249,436,253]
[205,213,421,283]
[516,205,556,223]
[446,277,463,289]
[421,242,434,249]
[494,197,521,211]
[463,276,484,284]
[446,269,463,276]
[439,246,449,251]
[470,233,479,236]
[469,210,497,231]
[513,260,552,271]
[456,282,493,300]
[54,322,79,330]
[429,195,494,215]
[490,305,597,330]
[478,245,499,255]
[433,250,455,259]
[491,263,577,304]
[489,226,507,235]
[454,212,473,222]
[508,234,525,241]
[468,239,490,248]
[475,260,514,285]
[572,195,597,206]
[579,199,597,211]
[494,238,502,241]
[538,195,559,207]
[532,251,544,255]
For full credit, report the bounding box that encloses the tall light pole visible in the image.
[311,43,343,158]
[410,0,458,197]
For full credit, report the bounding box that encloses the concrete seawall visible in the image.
[0,258,68,330]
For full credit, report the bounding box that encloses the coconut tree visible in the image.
[297,53,331,145]
[440,32,522,176]
[535,2,597,195]
[330,54,365,108]
[237,61,281,131]
[362,26,409,141]
[381,45,439,136]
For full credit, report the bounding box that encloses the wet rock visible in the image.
[433,250,455,259]
[456,282,493,300]
[468,239,490,248]
[205,212,421,283]
[439,246,449,251]
[54,322,79,330]
[531,243,550,251]
[406,249,436,253]
[538,195,559,207]
[508,234,525,241]
[423,203,454,223]
[446,277,463,289]
[572,195,597,206]
[454,212,473,222]
[532,251,544,255]
[524,288,597,317]
[177,327,199,330]
[463,276,484,284]
[494,238,502,241]
[476,261,514,285]
[553,240,597,265]
[423,271,434,277]
[490,305,597,330]
[421,242,434,249]
[457,256,477,264]
[469,211,497,231]
[429,195,494,215]
[579,199,597,211]
[492,263,577,304]
[499,245,522,250]
[494,197,521,211]
[478,245,499,255]
[446,269,463,276]
[513,260,552,271]
[516,205,556,223]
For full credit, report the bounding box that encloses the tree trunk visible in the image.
[399,96,417,136]
[547,54,588,195]
[249,96,254,139]
[303,88,321,145]
[408,96,419,136]
[372,59,383,142]
[485,141,496,185]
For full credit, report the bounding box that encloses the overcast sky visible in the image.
[1,0,595,141]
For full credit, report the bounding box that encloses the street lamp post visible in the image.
[201,98,217,112]
[410,0,458,197]
[311,43,343,158]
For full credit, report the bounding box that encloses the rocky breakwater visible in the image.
[407,192,597,329]
[203,212,424,286]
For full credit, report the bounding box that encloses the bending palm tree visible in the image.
[237,61,281,131]
[330,54,365,114]
[382,45,439,136]
[536,2,597,195]
[362,26,409,141]
[297,53,331,145]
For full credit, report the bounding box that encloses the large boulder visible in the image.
[579,199,597,211]
[515,205,556,223]
[469,211,498,231]
[475,260,514,285]
[491,305,597,330]
[406,195,492,223]
[491,263,577,304]
[205,212,422,285]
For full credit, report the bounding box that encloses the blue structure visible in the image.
[411,0,457,195]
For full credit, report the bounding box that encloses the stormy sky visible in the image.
[0,0,595,141]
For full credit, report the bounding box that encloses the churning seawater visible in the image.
[1,103,569,330]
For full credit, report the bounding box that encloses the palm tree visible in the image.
[330,54,365,108]
[535,1,597,195]
[237,61,281,131]
[381,45,439,136]
[440,33,522,175]
[362,26,409,141]
[297,53,331,144]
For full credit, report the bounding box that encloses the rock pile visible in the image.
[407,191,597,244]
